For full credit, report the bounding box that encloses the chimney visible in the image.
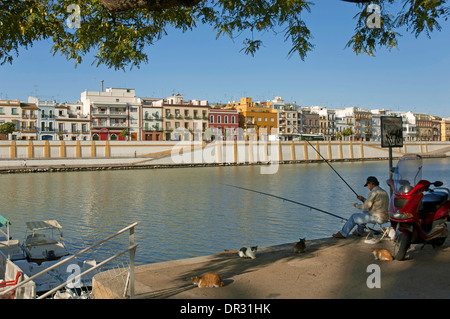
[101,80,104,92]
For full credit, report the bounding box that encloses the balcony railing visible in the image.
[144,126,162,132]
[20,128,37,133]
[92,111,127,117]
[92,123,127,128]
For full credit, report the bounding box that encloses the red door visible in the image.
[100,129,108,141]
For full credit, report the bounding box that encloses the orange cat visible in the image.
[372,248,394,261]
[191,273,224,288]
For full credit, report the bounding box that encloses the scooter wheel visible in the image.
[393,233,411,261]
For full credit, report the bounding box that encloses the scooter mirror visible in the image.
[433,181,443,187]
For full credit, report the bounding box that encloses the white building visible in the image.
[81,87,141,141]
[28,97,58,141]
[272,97,299,140]
[138,97,163,141]
[55,102,90,141]
[309,106,336,140]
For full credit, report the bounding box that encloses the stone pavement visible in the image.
[92,235,450,300]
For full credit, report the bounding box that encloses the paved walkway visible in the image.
[0,157,147,168]
[92,235,450,299]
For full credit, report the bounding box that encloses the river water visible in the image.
[1,158,448,266]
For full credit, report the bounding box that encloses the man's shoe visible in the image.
[332,231,346,239]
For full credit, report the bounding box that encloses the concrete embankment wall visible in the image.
[0,140,175,160]
[0,141,448,172]
[162,140,450,165]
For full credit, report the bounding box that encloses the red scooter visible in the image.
[387,154,450,260]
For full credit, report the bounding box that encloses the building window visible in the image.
[218,116,221,124]
[232,116,235,124]
[210,115,214,123]
[225,116,228,124]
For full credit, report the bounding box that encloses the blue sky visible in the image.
[1,1,449,117]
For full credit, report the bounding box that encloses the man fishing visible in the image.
[332,176,389,239]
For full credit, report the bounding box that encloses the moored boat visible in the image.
[21,220,69,263]
[1,217,98,296]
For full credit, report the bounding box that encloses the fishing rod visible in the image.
[296,128,360,197]
[225,184,348,222]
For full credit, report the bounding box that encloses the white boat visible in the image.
[1,217,97,296]
[18,219,98,294]
[0,214,35,299]
[21,220,69,263]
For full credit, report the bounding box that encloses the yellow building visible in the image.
[227,97,278,140]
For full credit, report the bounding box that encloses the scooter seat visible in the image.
[420,192,448,212]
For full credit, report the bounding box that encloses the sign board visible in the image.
[381,116,403,148]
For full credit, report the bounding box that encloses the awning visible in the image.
[26,220,62,231]
[0,214,9,228]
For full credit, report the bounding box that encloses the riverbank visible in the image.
[1,140,449,175]
[92,234,450,300]
[0,153,448,174]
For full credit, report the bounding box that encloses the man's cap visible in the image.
[364,176,379,187]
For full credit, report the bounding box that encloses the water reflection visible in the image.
[1,158,448,265]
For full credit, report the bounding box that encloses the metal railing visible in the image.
[0,222,138,299]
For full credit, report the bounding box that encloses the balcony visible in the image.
[20,128,37,133]
[144,125,162,132]
[21,115,37,119]
[110,111,127,118]
[92,111,127,118]
[92,122,127,129]
[144,115,163,121]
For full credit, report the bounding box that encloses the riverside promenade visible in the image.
[1,140,449,174]
[92,235,450,300]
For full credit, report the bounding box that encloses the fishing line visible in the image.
[225,184,348,222]
[297,130,360,197]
